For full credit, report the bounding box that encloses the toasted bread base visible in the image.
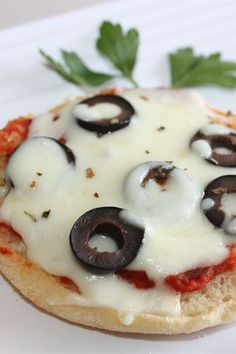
[0,225,236,334]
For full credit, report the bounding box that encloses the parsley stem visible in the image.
[128,76,139,88]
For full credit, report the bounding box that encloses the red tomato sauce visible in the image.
[0,117,31,155]
[60,276,74,286]
[116,269,155,289]
[0,246,13,255]
[0,222,19,235]
[117,246,236,292]
[165,245,236,292]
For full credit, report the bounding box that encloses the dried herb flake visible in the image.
[24,211,37,223]
[86,168,95,178]
[212,187,228,194]
[42,209,51,218]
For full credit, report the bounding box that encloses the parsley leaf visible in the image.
[39,49,76,84]
[96,21,139,87]
[169,47,236,89]
[39,49,114,87]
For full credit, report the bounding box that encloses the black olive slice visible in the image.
[9,137,75,166]
[190,126,236,167]
[74,94,135,134]
[202,175,236,233]
[49,138,75,165]
[69,207,144,273]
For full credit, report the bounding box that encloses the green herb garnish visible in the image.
[96,21,139,87]
[169,47,236,89]
[39,49,114,87]
[39,21,139,88]
[40,23,236,91]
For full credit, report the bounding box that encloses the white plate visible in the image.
[0,1,236,353]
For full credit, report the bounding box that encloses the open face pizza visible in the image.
[1,88,236,334]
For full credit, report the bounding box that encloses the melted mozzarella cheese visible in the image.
[222,193,236,215]
[123,161,202,226]
[191,139,212,158]
[201,198,215,211]
[221,193,236,235]
[73,103,121,121]
[89,234,118,252]
[200,123,232,136]
[214,147,232,155]
[0,89,233,321]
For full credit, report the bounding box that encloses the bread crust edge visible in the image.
[1,237,236,334]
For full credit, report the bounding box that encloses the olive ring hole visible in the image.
[88,223,124,253]
[211,136,234,156]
